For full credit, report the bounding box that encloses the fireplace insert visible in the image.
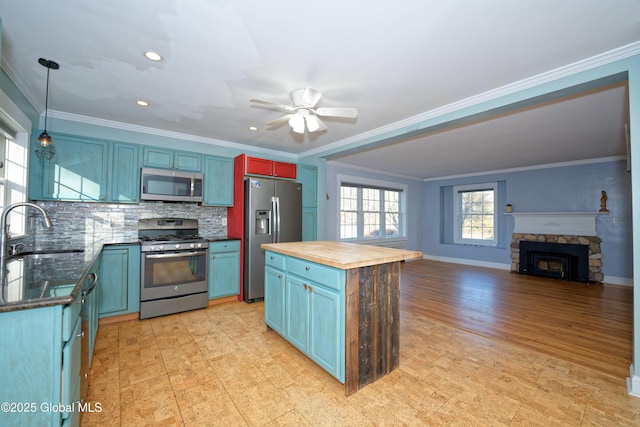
[519,241,589,282]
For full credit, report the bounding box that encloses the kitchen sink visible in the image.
[14,249,85,260]
[2,249,88,303]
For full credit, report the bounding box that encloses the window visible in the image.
[453,182,497,246]
[0,88,31,235]
[340,182,403,240]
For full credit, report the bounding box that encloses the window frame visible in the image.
[0,87,31,236]
[453,182,498,247]
[337,174,407,244]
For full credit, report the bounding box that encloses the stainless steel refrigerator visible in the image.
[244,177,302,302]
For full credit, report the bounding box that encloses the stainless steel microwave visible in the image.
[140,167,204,202]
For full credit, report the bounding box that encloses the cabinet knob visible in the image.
[303,283,308,290]
[211,255,215,259]
[305,266,310,271]
[278,274,282,279]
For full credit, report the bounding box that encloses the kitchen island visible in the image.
[261,240,421,395]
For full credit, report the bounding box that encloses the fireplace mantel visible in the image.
[506,212,606,236]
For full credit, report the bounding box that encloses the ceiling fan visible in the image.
[250,88,358,134]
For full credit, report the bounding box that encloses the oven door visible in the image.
[141,249,208,301]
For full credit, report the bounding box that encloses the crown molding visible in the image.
[47,110,298,159]
[422,156,627,182]
[300,41,640,159]
[1,58,43,113]
[328,160,423,181]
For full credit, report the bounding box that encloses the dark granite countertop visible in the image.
[0,240,140,313]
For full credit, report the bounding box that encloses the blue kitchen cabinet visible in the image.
[265,250,345,382]
[302,208,317,241]
[109,142,140,203]
[297,165,317,208]
[208,240,240,299]
[29,132,109,201]
[142,146,202,171]
[98,244,141,317]
[0,299,82,426]
[285,274,312,353]
[297,165,317,240]
[203,155,234,206]
[265,251,287,335]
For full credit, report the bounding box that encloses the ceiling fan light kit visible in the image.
[251,87,357,134]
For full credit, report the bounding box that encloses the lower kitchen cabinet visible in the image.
[264,251,345,382]
[264,265,286,335]
[208,240,240,299]
[98,244,141,317]
[0,296,83,426]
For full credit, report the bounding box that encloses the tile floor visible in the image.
[83,301,640,426]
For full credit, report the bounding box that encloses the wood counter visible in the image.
[261,241,422,395]
[261,240,422,269]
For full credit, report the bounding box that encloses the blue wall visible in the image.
[423,158,632,280]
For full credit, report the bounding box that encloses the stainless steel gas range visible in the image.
[138,218,209,319]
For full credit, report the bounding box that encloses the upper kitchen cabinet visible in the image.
[142,146,202,171]
[297,165,318,241]
[109,142,140,203]
[244,155,297,179]
[203,155,234,206]
[29,132,109,202]
[297,165,317,208]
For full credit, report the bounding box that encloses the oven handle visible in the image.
[145,250,208,259]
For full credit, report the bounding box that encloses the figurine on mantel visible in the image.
[599,190,609,213]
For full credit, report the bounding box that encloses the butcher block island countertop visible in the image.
[261,240,422,396]
[260,240,422,269]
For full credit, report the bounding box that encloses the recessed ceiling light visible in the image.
[144,51,162,61]
[136,100,150,107]
[248,126,258,131]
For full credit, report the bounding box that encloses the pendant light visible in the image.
[35,58,59,160]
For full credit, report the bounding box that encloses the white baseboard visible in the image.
[602,275,634,287]
[627,365,640,398]
[421,255,633,286]
[421,255,511,271]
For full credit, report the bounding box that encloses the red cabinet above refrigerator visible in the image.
[245,156,297,179]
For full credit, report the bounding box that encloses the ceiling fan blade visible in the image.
[305,115,327,133]
[288,113,305,134]
[314,107,358,118]
[266,114,293,127]
[301,88,322,108]
[290,87,322,108]
[250,98,294,111]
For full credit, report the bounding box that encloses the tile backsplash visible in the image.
[25,201,228,251]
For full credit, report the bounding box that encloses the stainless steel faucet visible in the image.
[0,202,53,282]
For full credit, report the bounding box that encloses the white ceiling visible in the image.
[0,0,638,180]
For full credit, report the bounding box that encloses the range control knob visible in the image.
[175,244,181,249]
[190,243,196,249]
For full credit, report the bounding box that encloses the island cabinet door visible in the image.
[285,275,310,353]
[309,284,344,382]
[264,266,286,335]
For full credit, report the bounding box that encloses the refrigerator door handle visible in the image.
[273,196,281,243]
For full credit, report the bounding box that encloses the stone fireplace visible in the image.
[508,212,604,283]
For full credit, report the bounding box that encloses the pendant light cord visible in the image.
[44,66,50,131]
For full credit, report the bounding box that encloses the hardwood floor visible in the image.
[83,259,640,426]
[400,259,633,378]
